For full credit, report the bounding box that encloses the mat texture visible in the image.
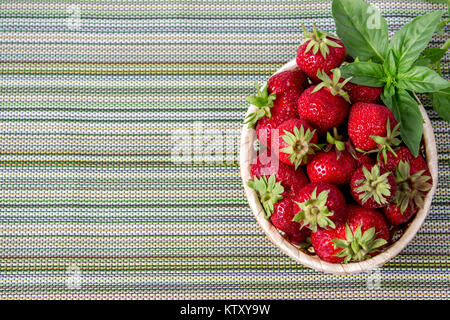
[0,0,449,300]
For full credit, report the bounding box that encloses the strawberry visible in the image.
[255,108,297,149]
[307,150,357,186]
[245,69,307,147]
[343,81,383,104]
[383,160,432,225]
[250,151,309,195]
[353,152,375,168]
[350,164,397,209]
[271,197,311,243]
[277,118,319,168]
[310,224,346,263]
[379,146,428,174]
[293,182,347,232]
[298,69,351,134]
[383,202,417,226]
[348,103,400,158]
[247,176,310,243]
[268,69,308,98]
[287,229,312,245]
[296,25,346,82]
[346,205,390,242]
[377,146,432,225]
[306,130,359,186]
[247,174,284,219]
[311,205,389,263]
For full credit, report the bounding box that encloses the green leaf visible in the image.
[383,49,398,77]
[389,10,444,74]
[398,66,450,93]
[429,88,450,122]
[384,89,423,157]
[332,0,389,63]
[340,61,386,87]
[414,57,432,68]
[416,46,449,75]
[419,48,447,65]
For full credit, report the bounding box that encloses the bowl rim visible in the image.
[239,58,439,275]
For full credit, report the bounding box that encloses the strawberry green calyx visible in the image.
[369,118,402,163]
[280,126,318,169]
[244,82,276,128]
[332,224,388,263]
[325,128,347,160]
[393,161,432,213]
[293,188,336,232]
[355,165,393,206]
[326,129,346,151]
[312,69,352,103]
[247,174,284,219]
[301,24,342,59]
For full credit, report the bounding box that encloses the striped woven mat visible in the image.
[0,1,448,300]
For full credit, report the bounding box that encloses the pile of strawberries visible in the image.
[246,26,433,264]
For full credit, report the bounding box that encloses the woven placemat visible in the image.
[0,0,448,299]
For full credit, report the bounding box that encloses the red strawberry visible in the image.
[350,164,397,209]
[353,152,375,168]
[247,175,310,243]
[277,118,319,168]
[307,150,357,186]
[255,107,297,149]
[298,69,350,134]
[287,229,312,245]
[296,25,346,82]
[344,81,383,104]
[383,203,417,226]
[383,160,432,225]
[310,224,346,263]
[306,129,372,185]
[246,70,307,147]
[268,69,308,98]
[348,103,400,156]
[293,182,347,232]
[271,197,311,243]
[250,151,309,195]
[346,205,390,242]
[311,205,389,263]
[379,146,428,174]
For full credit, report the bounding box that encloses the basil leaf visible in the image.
[398,66,450,93]
[383,83,395,100]
[383,50,398,77]
[429,88,450,122]
[384,89,423,157]
[419,48,447,65]
[389,10,444,74]
[414,57,432,68]
[340,61,386,87]
[381,89,394,112]
[415,46,448,75]
[332,0,389,63]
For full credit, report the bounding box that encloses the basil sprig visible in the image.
[333,0,450,157]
